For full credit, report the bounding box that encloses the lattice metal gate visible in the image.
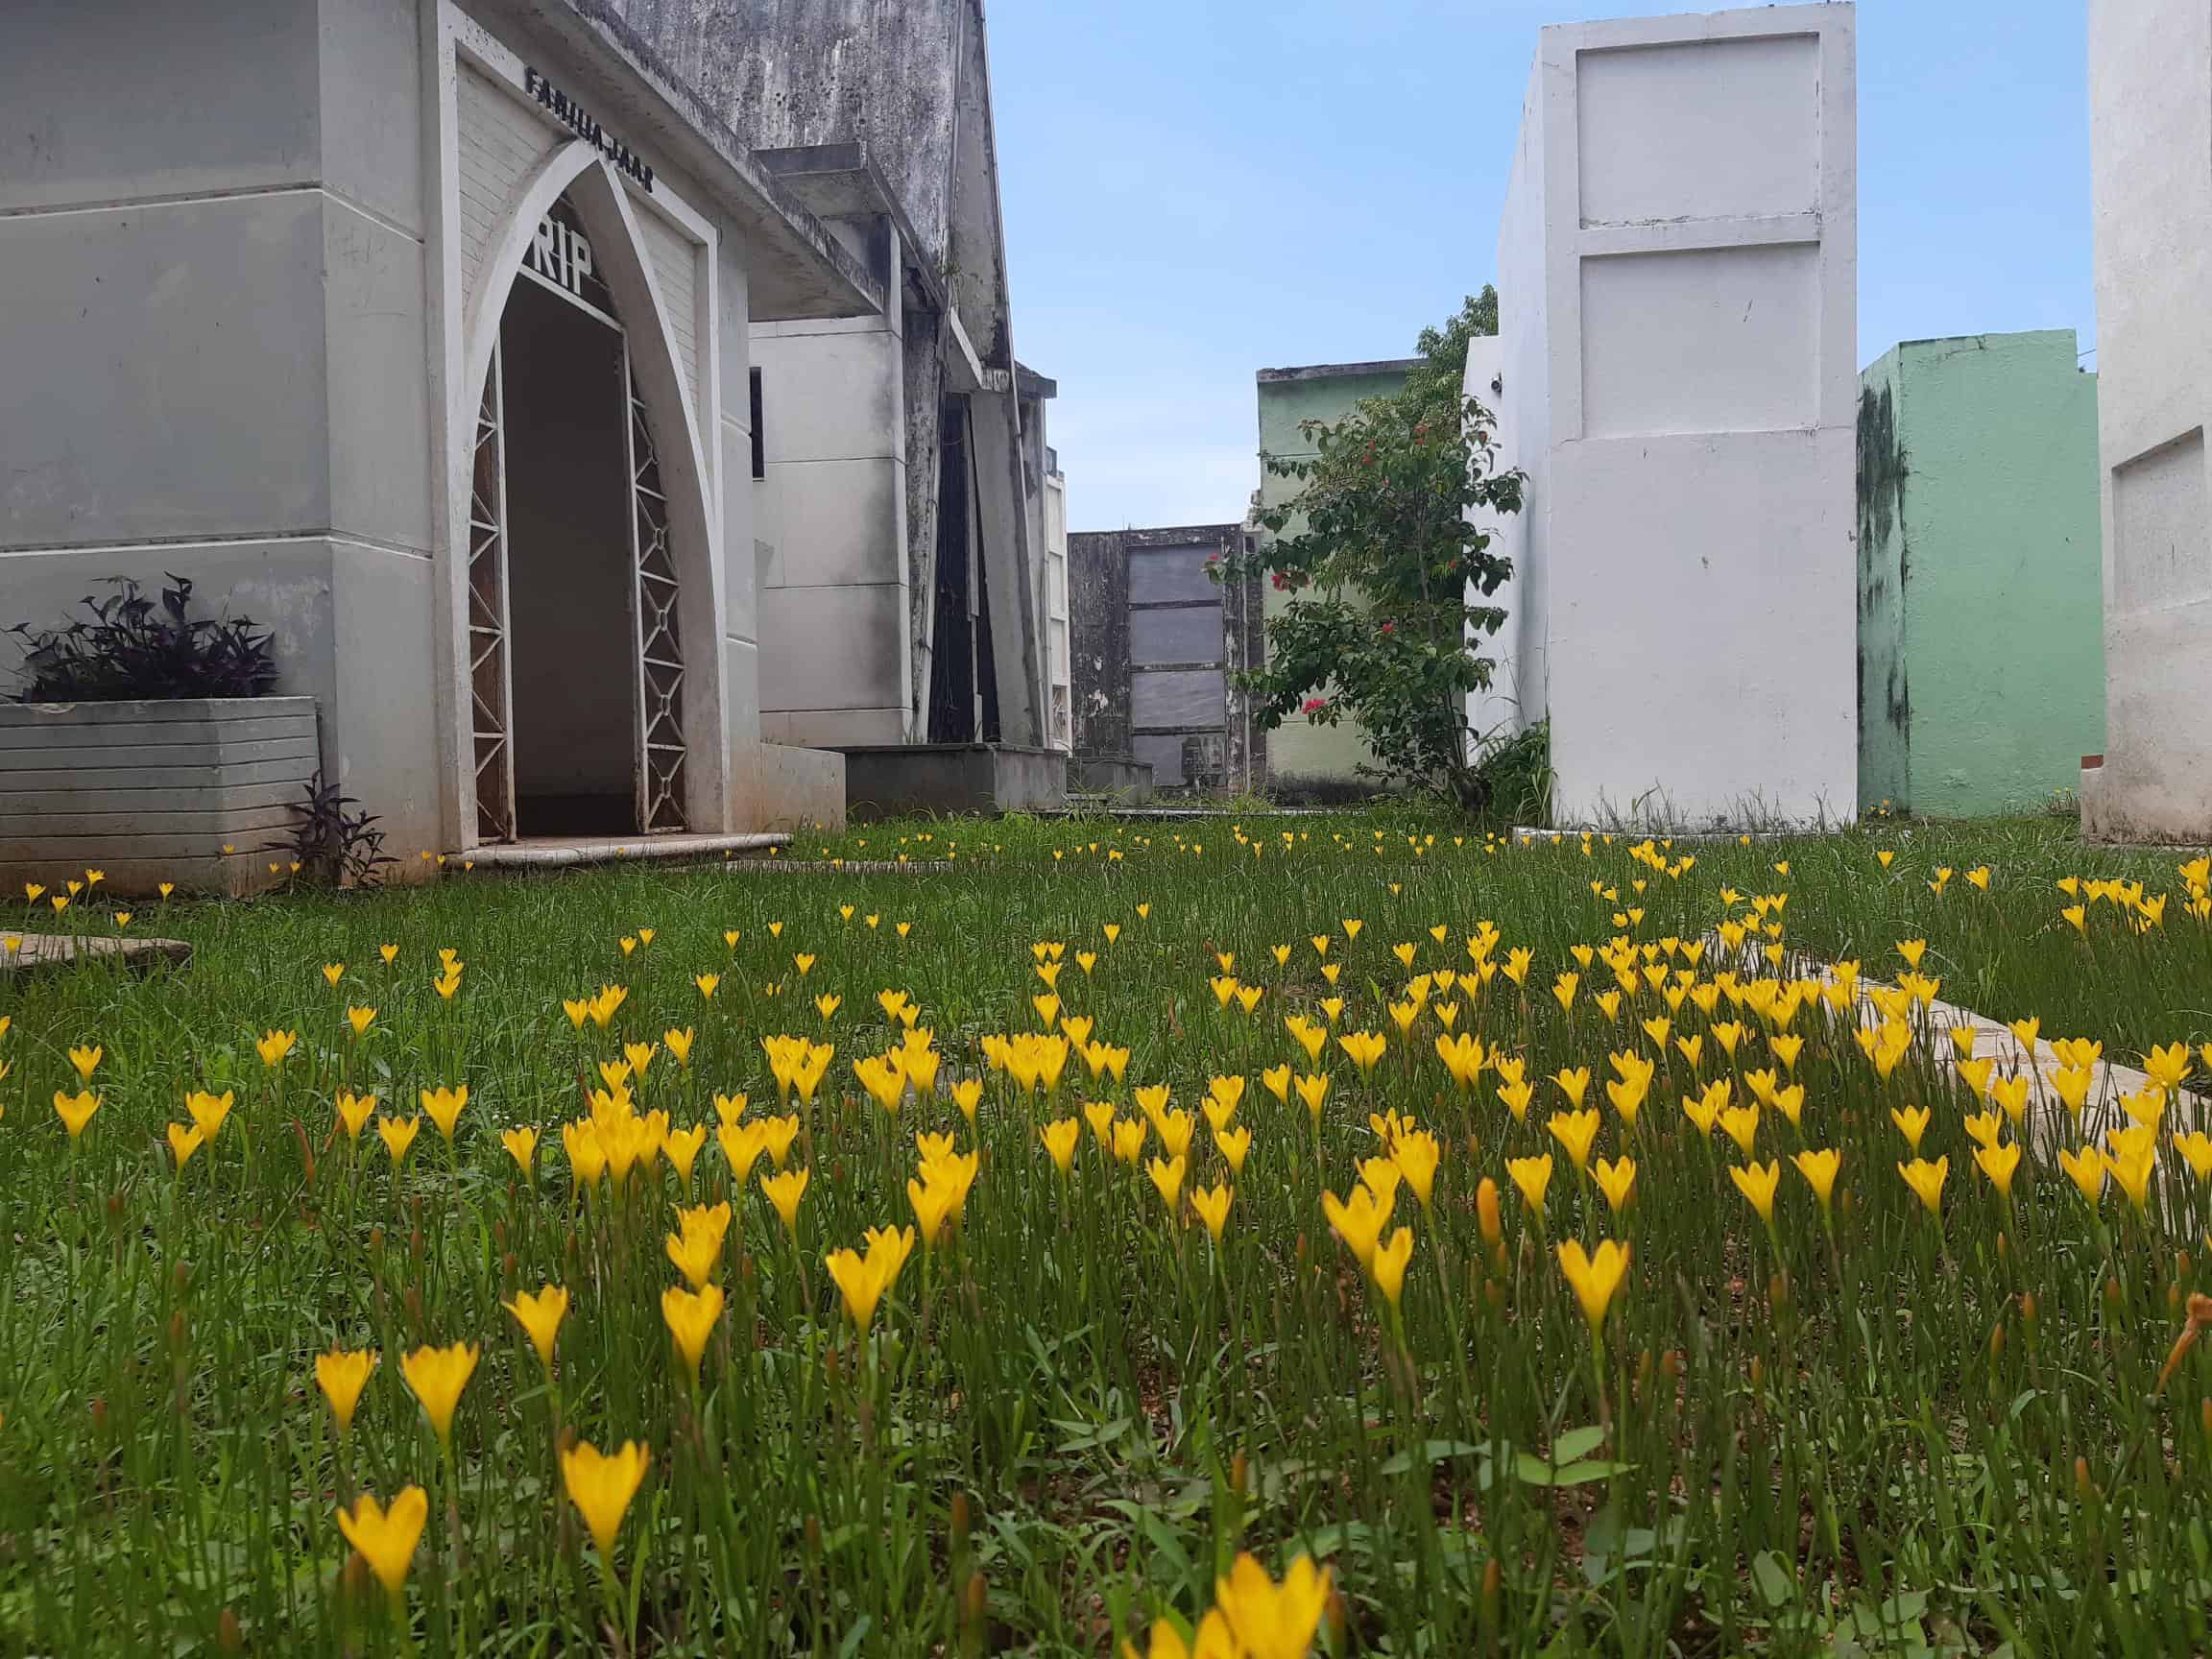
[468,344,517,843]
[625,359,686,832]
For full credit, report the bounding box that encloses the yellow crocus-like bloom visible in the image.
[2058,1144,2104,1206]
[400,1342,478,1451]
[1370,1226,1415,1310]
[1506,1153,1553,1217]
[713,1092,750,1128]
[907,1173,960,1245]
[1260,1064,1290,1104]
[1498,1078,1535,1122]
[185,1090,233,1140]
[1791,1147,1841,1213]
[665,1227,722,1289]
[1897,1155,1949,1216]
[497,1125,537,1176]
[1974,1142,2022,1201]
[419,1085,468,1142]
[1154,1109,1196,1161]
[346,1005,376,1039]
[1041,1118,1081,1172]
[1717,1102,1760,1156]
[317,1346,377,1434]
[1557,1238,1631,1332]
[336,1485,428,1602]
[1592,1155,1637,1214]
[1321,1186,1390,1270]
[2104,1126,2157,1211]
[1082,1100,1118,1146]
[562,1438,650,1561]
[1547,1108,1601,1172]
[1337,1030,1386,1076]
[2051,1065,2094,1121]
[1390,1129,1441,1209]
[1990,1075,2032,1126]
[1294,1072,1332,1122]
[1551,1067,1591,1108]
[1357,1156,1402,1211]
[824,1226,915,1330]
[1214,1122,1252,1175]
[1190,1182,1234,1242]
[54,1090,100,1139]
[2144,1042,2194,1094]
[2175,1131,2212,1182]
[504,1286,568,1371]
[1962,1111,2004,1152]
[1147,1154,1187,1214]
[1212,1551,1333,1659]
[1889,1105,1932,1153]
[256,1029,298,1068]
[1729,1161,1782,1226]
[662,1123,708,1186]
[167,1122,205,1169]
[377,1115,421,1165]
[67,1044,103,1083]
[336,1091,377,1141]
[761,1167,810,1236]
[1112,1118,1148,1166]
[661,1283,724,1379]
[759,1115,802,1169]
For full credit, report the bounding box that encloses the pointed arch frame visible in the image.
[448,137,729,841]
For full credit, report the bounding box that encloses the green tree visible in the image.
[1226,290,1522,809]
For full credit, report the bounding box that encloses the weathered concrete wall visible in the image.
[1858,332,2104,818]
[1498,3,1858,829]
[1069,530,1132,759]
[2083,0,2212,841]
[1856,355,1911,814]
[1254,361,1417,790]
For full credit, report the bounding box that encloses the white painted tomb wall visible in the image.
[2082,0,2212,841]
[1494,3,1858,829]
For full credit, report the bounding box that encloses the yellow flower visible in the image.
[662,1122,709,1186]
[1370,1226,1415,1310]
[825,1226,916,1330]
[1974,1141,2022,1201]
[1557,1238,1631,1332]
[377,1115,421,1165]
[67,1044,102,1083]
[167,1121,205,1169]
[347,1005,376,1039]
[316,1347,377,1435]
[1792,1147,1841,1213]
[1337,1029,1386,1076]
[1729,1161,1781,1226]
[501,1125,538,1175]
[761,1166,811,1236]
[2104,1125,2156,1211]
[504,1286,568,1370]
[1507,1153,1553,1216]
[185,1089,233,1141]
[1214,1551,1333,1659]
[1294,1072,1332,1121]
[661,1283,725,1379]
[1112,1118,1149,1165]
[1897,1155,1949,1216]
[336,1486,428,1601]
[2058,1145,2105,1207]
[562,1438,651,1560]
[54,1089,100,1139]
[1718,1101,1761,1156]
[1190,1182,1234,1242]
[1321,1186,1390,1270]
[256,1029,298,1069]
[1147,1154,1187,1214]
[665,1225,723,1288]
[2144,1042,2194,1095]
[1040,1118,1081,1172]
[1390,1128,1442,1209]
[336,1091,377,1141]
[1548,1108,1601,1172]
[1889,1104,1931,1152]
[1551,1067,1591,1108]
[665,1026,696,1067]
[951,1077,984,1123]
[419,1084,468,1142]
[400,1342,479,1451]
[2175,1131,2212,1182]
[1215,1121,1252,1175]
[1592,1155,1637,1214]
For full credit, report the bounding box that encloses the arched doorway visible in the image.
[468,189,688,841]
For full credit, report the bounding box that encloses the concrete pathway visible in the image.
[1,932,192,979]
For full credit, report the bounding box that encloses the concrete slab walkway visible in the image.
[2,932,192,978]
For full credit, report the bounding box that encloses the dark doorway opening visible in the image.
[498,275,638,838]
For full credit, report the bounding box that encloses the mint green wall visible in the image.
[1856,330,2104,817]
[1255,365,1412,787]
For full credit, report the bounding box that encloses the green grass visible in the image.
[2,811,2210,1656]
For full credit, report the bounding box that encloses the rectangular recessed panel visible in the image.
[1131,669,1223,729]
[1576,35,1819,226]
[2113,429,2209,613]
[1128,545,1220,604]
[1130,603,1224,666]
[1580,244,1817,437]
[1132,732,1186,787]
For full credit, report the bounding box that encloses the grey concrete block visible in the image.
[842,743,1066,821]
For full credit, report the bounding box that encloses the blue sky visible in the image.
[989,0,2094,531]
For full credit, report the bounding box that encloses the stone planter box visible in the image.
[842,743,1068,821]
[0,697,319,896]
